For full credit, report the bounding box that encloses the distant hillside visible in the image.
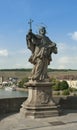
[0,68,77,72]
[0,70,30,81]
[0,69,77,81]
[0,68,32,72]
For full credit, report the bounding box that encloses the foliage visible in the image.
[1,68,77,72]
[52,78,69,91]
[0,68,32,72]
[60,80,69,90]
[18,77,29,88]
[53,91,60,95]
[52,80,61,91]
[69,87,77,92]
[50,77,57,84]
[62,89,70,95]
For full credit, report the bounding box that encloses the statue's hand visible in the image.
[27,31,37,41]
[26,32,32,40]
[52,46,58,54]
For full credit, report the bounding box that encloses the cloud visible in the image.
[18,49,26,54]
[49,41,77,69]
[15,62,33,69]
[59,57,69,64]
[0,41,77,69]
[0,49,8,56]
[57,42,68,52]
[50,41,76,63]
[58,56,77,69]
[68,31,77,41]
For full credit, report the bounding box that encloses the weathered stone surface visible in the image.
[20,81,59,118]
[0,97,26,115]
[20,21,58,118]
[26,25,57,81]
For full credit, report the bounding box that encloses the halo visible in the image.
[35,23,47,34]
[40,23,47,28]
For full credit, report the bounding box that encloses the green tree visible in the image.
[62,89,70,95]
[18,77,29,88]
[52,80,61,91]
[60,80,69,90]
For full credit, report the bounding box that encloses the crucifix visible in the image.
[28,19,33,32]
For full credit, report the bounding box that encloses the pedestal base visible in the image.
[20,80,59,118]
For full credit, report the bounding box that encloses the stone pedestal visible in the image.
[20,80,59,118]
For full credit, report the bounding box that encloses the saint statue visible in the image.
[26,20,58,81]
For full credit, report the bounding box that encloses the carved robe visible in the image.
[26,32,57,81]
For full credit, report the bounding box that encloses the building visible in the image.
[0,77,3,85]
[67,80,77,89]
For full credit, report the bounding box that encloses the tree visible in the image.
[18,77,29,88]
[60,80,69,90]
[52,80,61,91]
[62,89,70,95]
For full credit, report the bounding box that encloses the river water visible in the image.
[0,89,28,99]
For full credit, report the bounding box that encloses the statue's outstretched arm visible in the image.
[26,31,38,53]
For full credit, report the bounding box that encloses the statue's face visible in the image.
[39,27,46,35]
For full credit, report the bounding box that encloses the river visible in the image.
[0,89,28,99]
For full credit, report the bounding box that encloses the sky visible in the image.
[0,0,77,69]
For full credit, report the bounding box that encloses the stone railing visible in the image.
[0,96,77,115]
[0,97,27,115]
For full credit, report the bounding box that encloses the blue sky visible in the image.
[0,0,77,69]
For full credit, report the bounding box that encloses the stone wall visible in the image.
[0,96,77,115]
[0,97,27,115]
[54,96,77,109]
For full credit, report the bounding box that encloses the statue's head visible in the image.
[39,27,46,35]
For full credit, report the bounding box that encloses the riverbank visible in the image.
[0,86,28,92]
[16,87,28,92]
[0,85,2,89]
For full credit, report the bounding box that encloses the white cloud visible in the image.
[13,61,33,69]
[58,42,67,50]
[59,57,69,64]
[68,31,77,41]
[48,41,77,69]
[58,56,77,69]
[0,49,8,56]
[18,49,26,54]
[0,42,77,69]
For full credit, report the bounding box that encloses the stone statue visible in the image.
[26,20,58,81]
[20,20,59,118]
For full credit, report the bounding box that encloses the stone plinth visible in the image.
[20,80,59,118]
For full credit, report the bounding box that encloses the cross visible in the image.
[28,19,33,31]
